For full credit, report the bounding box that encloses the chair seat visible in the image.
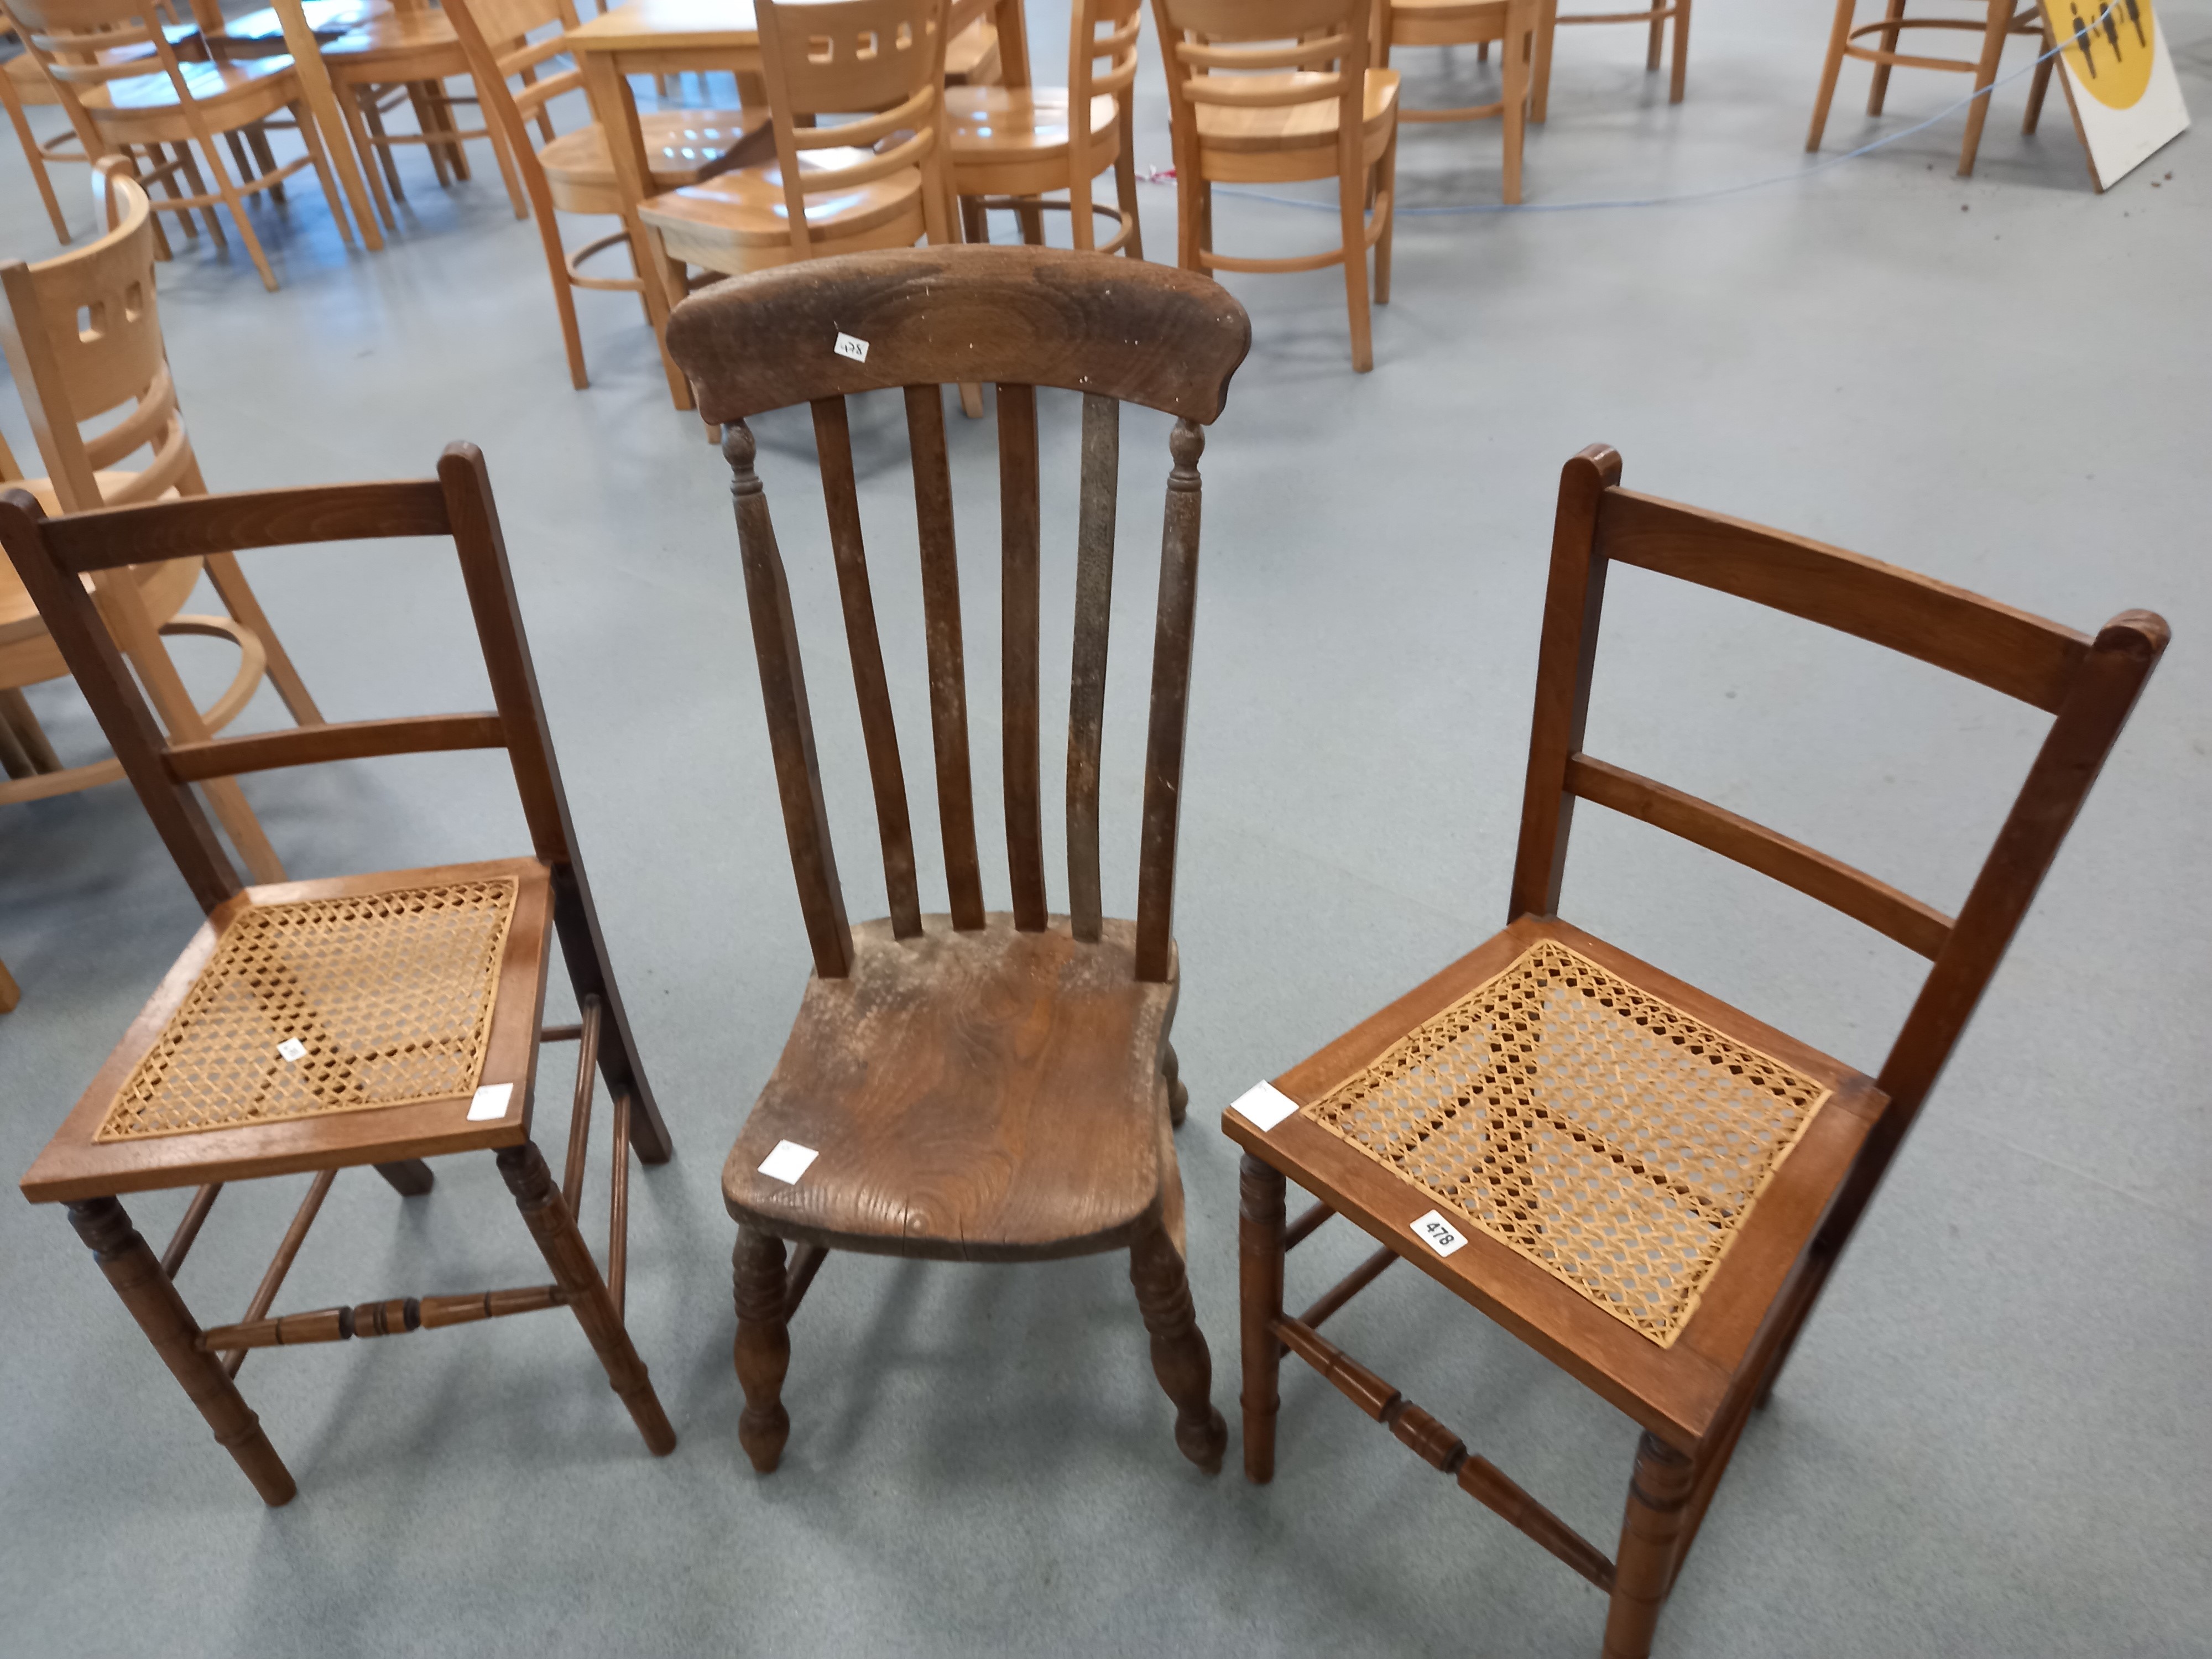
[84,56,297,126]
[19,858,557,1203]
[321,9,461,74]
[722,914,1177,1261]
[1225,914,1886,1444]
[638,150,928,273]
[538,107,755,208]
[946,86,1119,162]
[1194,68,1399,155]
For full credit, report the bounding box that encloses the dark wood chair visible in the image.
[0,443,676,1505]
[662,245,1250,1476]
[1227,445,2167,1657]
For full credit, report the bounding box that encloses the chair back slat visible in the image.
[1133,419,1207,983]
[904,381,988,931]
[810,393,922,938]
[1074,0,1143,102]
[997,380,1047,932]
[165,713,507,784]
[759,0,941,117]
[43,479,452,571]
[1065,391,1119,943]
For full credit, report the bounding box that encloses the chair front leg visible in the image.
[1237,1152,1286,1481]
[1600,1431,1698,1659]
[1129,1212,1228,1473]
[732,1226,792,1472]
[65,1196,296,1506]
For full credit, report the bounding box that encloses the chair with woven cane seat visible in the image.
[444,0,759,389]
[661,244,1250,1477]
[1808,0,2049,177]
[1535,1,1689,119]
[1149,0,1399,373]
[0,442,677,1504]
[1375,0,1543,202]
[0,163,317,887]
[1227,444,2167,1658]
[947,0,1144,252]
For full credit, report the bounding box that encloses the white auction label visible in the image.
[1228,1080,1301,1131]
[1408,1209,1467,1258]
[833,331,870,363]
[758,1139,820,1184]
[276,1037,307,1063]
[467,1082,514,1122]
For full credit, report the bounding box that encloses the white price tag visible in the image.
[758,1139,820,1184]
[276,1037,307,1063]
[467,1082,514,1122]
[1229,1080,1301,1132]
[833,331,870,363]
[1408,1209,1467,1258]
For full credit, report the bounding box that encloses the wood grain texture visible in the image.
[722,915,1175,1260]
[1065,391,1119,942]
[39,479,451,572]
[1134,418,1205,982]
[163,713,507,782]
[665,244,1250,424]
[998,380,1047,931]
[906,384,988,931]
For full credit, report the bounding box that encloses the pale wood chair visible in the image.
[1228,444,2167,1658]
[947,0,1143,252]
[1149,0,1398,372]
[636,0,961,292]
[0,164,317,885]
[0,442,676,1505]
[661,245,1251,1475]
[1,0,356,289]
[1375,0,1543,202]
[0,952,18,1009]
[1808,0,2049,177]
[444,0,758,389]
[1535,0,1690,119]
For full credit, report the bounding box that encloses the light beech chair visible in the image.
[1375,0,1543,202]
[0,164,316,884]
[1229,444,2167,1658]
[0,442,677,1505]
[1150,0,1397,372]
[1535,0,1690,119]
[1808,0,2050,176]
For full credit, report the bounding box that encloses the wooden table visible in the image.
[566,0,1025,408]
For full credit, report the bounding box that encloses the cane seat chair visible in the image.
[1808,0,2049,177]
[1228,445,2167,1658]
[1,0,356,289]
[443,0,758,390]
[946,0,1142,253]
[661,245,1250,1475]
[0,164,317,886]
[1149,0,1398,372]
[0,442,677,1505]
[1375,0,1542,202]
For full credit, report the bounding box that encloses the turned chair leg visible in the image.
[1128,1213,1227,1473]
[1164,1041,1188,1128]
[1237,1152,1286,1482]
[733,1226,793,1473]
[498,1140,675,1455]
[66,1196,296,1506]
[1601,1431,1698,1659]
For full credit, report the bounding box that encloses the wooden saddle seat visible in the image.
[944,86,1121,191]
[723,916,1180,1260]
[77,56,299,139]
[20,858,557,1202]
[640,147,931,270]
[535,107,755,213]
[1191,67,1399,179]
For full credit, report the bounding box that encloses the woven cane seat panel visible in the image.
[1303,941,1832,1347]
[95,879,519,1142]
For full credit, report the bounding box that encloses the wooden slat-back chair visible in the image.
[1,0,354,290]
[1150,0,1399,372]
[0,163,317,887]
[1227,445,2167,1658]
[1535,0,1690,119]
[662,245,1250,1475]
[444,0,759,390]
[1375,0,1543,202]
[946,0,1145,253]
[1808,0,2051,178]
[0,443,676,1504]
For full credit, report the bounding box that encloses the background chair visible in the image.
[1227,444,2165,1658]
[1149,0,1397,372]
[1375,0,1542,203]
[0,442,676,1505]
[662,244,1251,1477]
[0,163,316,885]
[1537,0,1689,118]
[1808,0,2047,176]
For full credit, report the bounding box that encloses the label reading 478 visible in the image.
[1409,1209,1468,1258]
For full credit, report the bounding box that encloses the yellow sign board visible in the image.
[2039,0,2189,188]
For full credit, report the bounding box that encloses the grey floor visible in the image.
[1,4,2207,1655]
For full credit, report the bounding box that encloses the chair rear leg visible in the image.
[1647,0,1665,69]
[1956,0,2012,176]
[1807,0,1858,151]
[1866,0,1906,113]
[1129,1212,1227,1472]
[1,74,72,242]
[66,1196,296,1506]
[1238,1154,1286,1481]
[498,1139,675,1455]
[1600,1432,1697,1659]
[1337,141,1374,372]
[1668,0,1690,102]
[1163,1042,1188,1128]
[732,1227,792,1472]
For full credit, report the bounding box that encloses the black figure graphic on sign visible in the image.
[2124,0,2146,48]
[2071,3,2098,74]
[2103,0,2124,58]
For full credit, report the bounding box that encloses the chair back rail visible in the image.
[665,247,1249,984]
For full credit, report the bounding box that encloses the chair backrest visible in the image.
[664,245,1250,985]
[755,0,950,257]
[0,444,589,918]
[443,0,585,206]
[1515,445,2167,1142]
[1066,0,1141,249]
[1148,0,1371,157]
[1,0,212,153]
[0,163,194,513]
